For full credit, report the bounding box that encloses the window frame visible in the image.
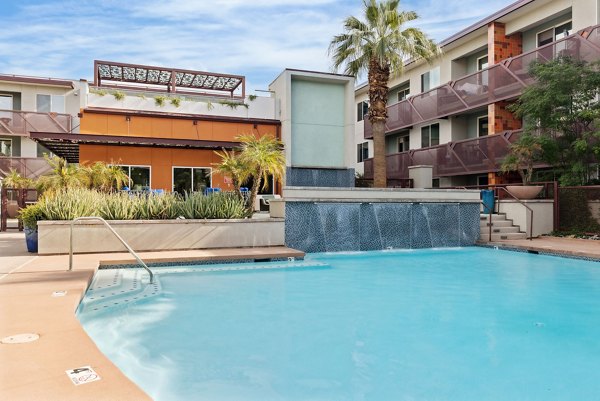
[476,55,488,71]
[114,164,152,190]
[536,20,573,47]
[397,85,410,102]
[0,137,13,157]
[397,135,410,153]
[172,166,212,194]
[36,94,66,113]
[477,115,489,137]
[421,123,440,148]
[356,142,369,163]
[356,100,369,122]
[421,67,440,92]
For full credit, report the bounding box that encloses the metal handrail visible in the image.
[68,216,154,283]
[488,188,534,241]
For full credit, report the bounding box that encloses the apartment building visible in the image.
[0,61,355,195]
[356,0,600,186]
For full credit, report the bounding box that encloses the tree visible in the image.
[501,134,544,185]
[84,162,129,193]
[509,57,600,185]
[36,155,90,194]
[0,169,33,189]
[213,149,250,198]
[329,0,440,187]
[237,134,285,212]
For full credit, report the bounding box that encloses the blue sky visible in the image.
[0,0,513,92]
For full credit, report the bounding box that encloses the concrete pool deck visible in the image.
[0,232,304,400]
[1,232,598,400]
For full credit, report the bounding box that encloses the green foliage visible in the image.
[154,95,167,107]
[84,162,129,192]
[1,169,33,189]
[36,155,90,194]
[212,149,250,197]
[247,94,257,101]
[18,188,248,227]
[112,91,126,101]
[90,89,107,96]
[510,57,600,185]
[558,188,600,234]
[137,93,147,100]
[205,100,214,111]
[328,0,440,78]
[218,99,249,109]
[500,134,545,185]
[170,97,182,107]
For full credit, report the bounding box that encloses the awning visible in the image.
[30,132,239,163]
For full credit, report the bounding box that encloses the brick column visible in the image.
[487,22,523,185]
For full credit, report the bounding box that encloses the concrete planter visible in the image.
[506,185,543,200]
[37,218,284,255]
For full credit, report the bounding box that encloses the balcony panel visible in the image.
[411,86,464,121]
[0,110,72,136]
[386,152,410,179]
[0,157,52,179]
[587,26,600,48]
[386,101,421,132]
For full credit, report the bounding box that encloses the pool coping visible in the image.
[476,241,600,262]
[0,245,304,401]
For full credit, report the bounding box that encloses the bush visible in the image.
[17,188,248,226]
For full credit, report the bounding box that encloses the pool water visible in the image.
[78,248,600,400]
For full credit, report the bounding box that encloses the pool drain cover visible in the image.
[1,333,40,344]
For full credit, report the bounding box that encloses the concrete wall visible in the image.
[87,93,276,120]
[497,199,554,237]
[38,218,285,254]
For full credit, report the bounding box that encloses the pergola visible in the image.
[93,60,245,98]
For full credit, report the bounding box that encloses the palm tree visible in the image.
[36,156,90,194]
[1,169,33,189]
[237,134,285,212]
[329,0,440,187]
[213,148,251,198]
[84,162,129,192]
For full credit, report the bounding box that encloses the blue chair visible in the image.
[203,187,221,195]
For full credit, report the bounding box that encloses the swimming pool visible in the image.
[78,248,600,400]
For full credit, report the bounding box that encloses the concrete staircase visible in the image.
[479,213,528,241]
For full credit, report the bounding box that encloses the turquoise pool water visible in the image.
[78,248,600,400]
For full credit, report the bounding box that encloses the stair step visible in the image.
[480,220,514,228]
[490,226,521,233]
[480,213,507,220]
[480,232,528,241]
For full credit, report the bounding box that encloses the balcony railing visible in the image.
[0,157,52,180]
[0,110,73,137]
[365,24,600,138]
[362,130,552,180]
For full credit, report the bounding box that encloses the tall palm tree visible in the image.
[36,156,90,194]
[329,0,440,187]
[237,134,285,212]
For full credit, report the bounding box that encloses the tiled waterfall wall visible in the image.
[286,167,355,188]
[285,202,481,253]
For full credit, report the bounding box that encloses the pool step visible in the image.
[479,213,527,241]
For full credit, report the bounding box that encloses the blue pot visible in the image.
[24,227,38,253]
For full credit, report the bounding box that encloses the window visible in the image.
[477,116,489,137]
[477,175,489,186]
[397,135,410,152]
[477,56,488,71]
[397,86,410,102]
[0,95,13,110]
[0,138,12,156]
[356,101,369,122]
[431,178,440,188]
[357,142,369,163]
[36,94,65,113]
[421,67,440,92]
[421,123,440,148]
[537,21,572,47]
[36,143,52,158]
[118,165,151,190]
[173,167,211,194]
[245,175,275,195]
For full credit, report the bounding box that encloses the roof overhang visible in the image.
[0,74,74,89]
[30,132,240,163]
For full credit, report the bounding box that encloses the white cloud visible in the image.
[0,0,515,91]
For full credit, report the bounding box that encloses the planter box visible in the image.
[37,218,284,255]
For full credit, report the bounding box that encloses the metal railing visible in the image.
[487,187,534,241]
[0,109,72,136]
[68,216,154,284]
[365,24,600,138]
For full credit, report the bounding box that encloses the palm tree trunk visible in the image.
[248,168,263,214]
[368,57,390,188]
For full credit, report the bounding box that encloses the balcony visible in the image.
[362,130,551,180]
[0,110,73,137]
[0,157,52,179]
[365,24,600,138]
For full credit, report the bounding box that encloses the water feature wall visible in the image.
[282,187,482,253]
[286,167,355,188]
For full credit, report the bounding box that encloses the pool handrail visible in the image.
[68,216,154,283]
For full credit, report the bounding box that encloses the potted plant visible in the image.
[18,202,43,253]
[500,134,544,199]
